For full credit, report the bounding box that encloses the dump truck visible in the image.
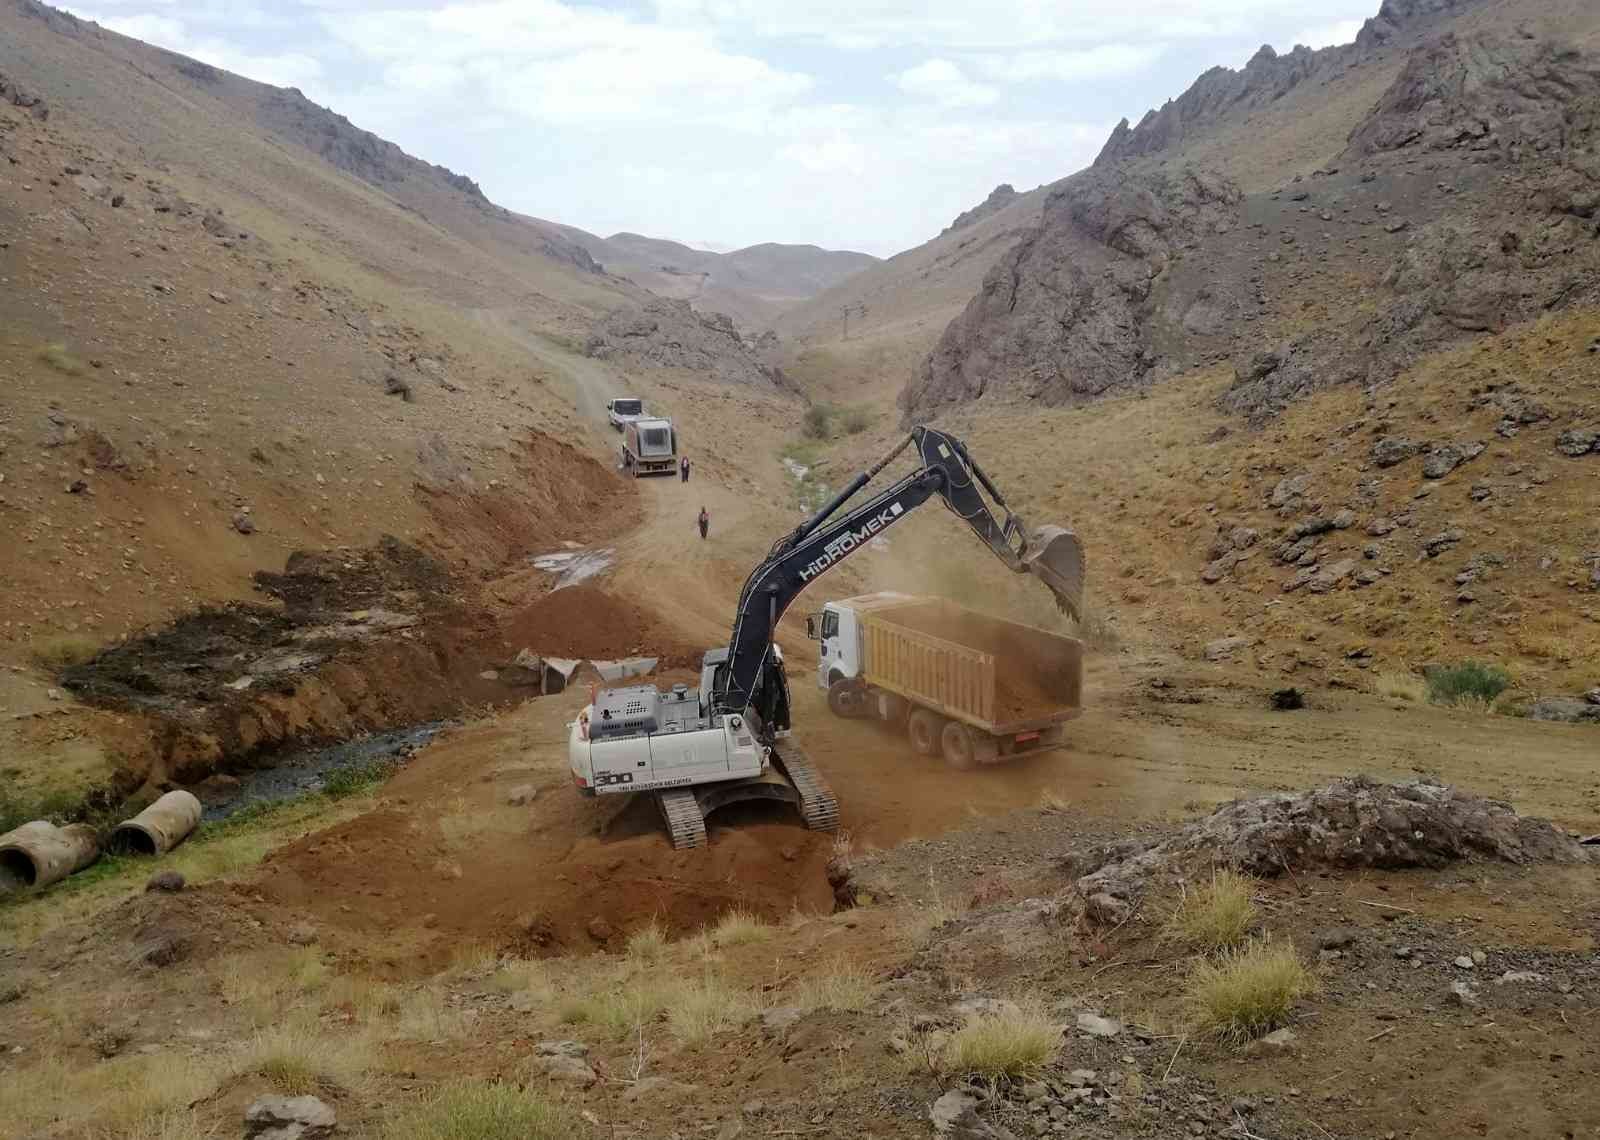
[808,592,1082,768]
[622,416,677,477]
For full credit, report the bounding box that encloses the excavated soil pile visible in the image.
[253,535,452,615]
[1066,777,1589,917]
[501,584,704,669]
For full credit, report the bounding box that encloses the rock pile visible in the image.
[585,299,787,389]
[1063,777,1588,923]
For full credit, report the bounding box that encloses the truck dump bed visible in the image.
[857,597,1082,734]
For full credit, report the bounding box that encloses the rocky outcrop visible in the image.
[1096,46,1321,166]
[943,184,1019,234]
[0,69,49,120]
[1223,30,1600,418]
[1096,0,1485,166]
[585,298,788,389]
[903,166,1241,417]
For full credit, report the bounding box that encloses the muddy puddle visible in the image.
[201,722,450,820]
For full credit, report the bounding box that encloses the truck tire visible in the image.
[827,678,867,718]
[941,722,999,770]
[907,708,943,756]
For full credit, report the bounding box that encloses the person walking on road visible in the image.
[697,506,709,540]
[680,455,690,482]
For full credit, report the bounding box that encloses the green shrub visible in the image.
[1185,938,1313,1043]
[321,757,399,800]
[1426,662,1510,707]
[839,406,872,435]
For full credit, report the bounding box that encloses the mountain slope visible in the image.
[546,224,878,330]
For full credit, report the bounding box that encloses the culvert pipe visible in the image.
[0,821,101,893]
[108,790,202,856]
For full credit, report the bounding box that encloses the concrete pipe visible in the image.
[0,820,101,893]
[108,790,202,856]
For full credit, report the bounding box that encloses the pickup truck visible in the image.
[606,397,646,431]
[808,592,1083,768]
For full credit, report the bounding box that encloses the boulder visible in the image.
[1556,429,1597,457]
[1307,558,1357,593]
[531,1053,597,1086]
[1372,437,1418,468]
[1204,635,1251,662]
[244,1095,336,1140]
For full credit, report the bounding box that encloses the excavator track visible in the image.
[772,743,840,834]
[656,788,707,850]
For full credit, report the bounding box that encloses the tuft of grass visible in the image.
[321,756,399,799]
[943,1001,1061,1078]
[711,907,773,946]
[396,988,474,1041]
[665,974,755,1044]
[381,1080,581,1140]
[1163,870,1257,952]
[801,404,831,439]
[236,1023,373,1094]
[0,1051,223,1136]
[626,918,669,960]
[30,633,100,672]
[1376,671,1426,702]
[37,342,85,376]
[1185,938,1314,1044]
[489,958,553,1000]
[793,958,877,1013]
[1037,789,1071,815]
[1426,661,1510,708]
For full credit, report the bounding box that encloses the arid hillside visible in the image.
[546,225,878,330]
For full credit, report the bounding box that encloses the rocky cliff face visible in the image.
[585,298,789,389]
[902,167,1241,417]
[909,18,1600,424]
[943,184,1019,234]
[1224,30,1600,417]
[1095,0,1484,168]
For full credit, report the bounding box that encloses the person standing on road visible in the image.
[697,506,709,540]
[680,455,690,482]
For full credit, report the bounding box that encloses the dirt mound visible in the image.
[253,535,452,615]
[585,298,789,389]
[1066,777,1588,918]
[501,584,704,668]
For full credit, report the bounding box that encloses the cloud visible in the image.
[976,44,1167,84]
[894,59,998,108]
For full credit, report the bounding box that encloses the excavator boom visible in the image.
[717,426,1084,724]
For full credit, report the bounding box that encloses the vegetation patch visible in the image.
[1163,869,1257,952]
[1185,938,1314,1043]
[1376,671,1426,702]
[1426,661,1510,708]
[37,342,86,375]
[382,1080,580,1140]
[943,1002,1060,1078]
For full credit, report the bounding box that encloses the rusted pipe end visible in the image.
[108,790,202,856]
[0,821,101,891]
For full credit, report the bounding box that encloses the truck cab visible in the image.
[606,397,645,431]
[808,593,912,691]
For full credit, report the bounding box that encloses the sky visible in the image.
[62,0,1380,257]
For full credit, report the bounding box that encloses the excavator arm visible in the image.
[716,425,1084,727]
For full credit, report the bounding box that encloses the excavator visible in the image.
[567,425,1085,849]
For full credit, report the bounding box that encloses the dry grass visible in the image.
[943,1001,1061,1078]
[792,958,877,1013]
[1375,671,1426,702]
[37,341,86,376]
[218,947,328,1026]
[1163,870,1258,952]
[1185,938,1314,1043]
[323,973,403,1022]
[489,958,553,1000]
[711,906,773,946]
[0,1051,222,1136]
[666,974,757,1044]
[626,918,669,960]
[236,1023,375,1094]
[29,632,100,671]
[396,987,474,1041]
[381,1079,581,1140]
[900,868,967,941]
[1037,789,1071,814]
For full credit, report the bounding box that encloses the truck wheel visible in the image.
[941,722,999,770]
[907,708,943,756]
[827,679,866,718]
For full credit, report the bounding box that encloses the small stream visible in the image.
[201,722,451,821]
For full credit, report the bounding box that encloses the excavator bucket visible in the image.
[1022,525,1085,620]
